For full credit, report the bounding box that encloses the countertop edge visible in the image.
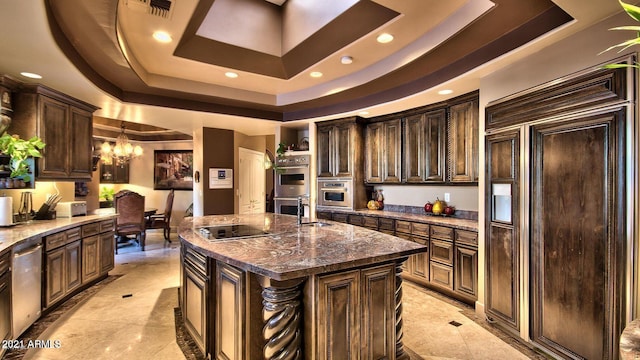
[0,214,118,254]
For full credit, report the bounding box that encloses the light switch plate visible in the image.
[444,193,450,202]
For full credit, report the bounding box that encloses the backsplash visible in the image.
[381,204,478,221]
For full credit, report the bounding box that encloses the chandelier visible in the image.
[100,123,143,166]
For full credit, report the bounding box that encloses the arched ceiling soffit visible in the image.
[45,0,573,121]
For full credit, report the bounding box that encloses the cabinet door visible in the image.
[365,122,383,183]
[82,235,100,283]
[448,99,479,182]
[383,119,401,182]
[530,113,624,360]
[361,264,395,360]
[38,96,69,178]
[316,269,360,360]
[454,245,478,301]
[317,125,333,177]
[99,232,115,275]
[184,262,208,354]
[424,109,446,182]
[215,262,246,360]
[404,113,424,182]
[65,240,82,293]
[334,123,353,177]
[411,237,429,281]
[45,247,66,307]
[68,107,93,179]
[101,163,130,184]
[485,130,520,331]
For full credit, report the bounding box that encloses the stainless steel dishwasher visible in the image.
[12,237,42,338]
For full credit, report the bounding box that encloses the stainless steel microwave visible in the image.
[317,179,353,209]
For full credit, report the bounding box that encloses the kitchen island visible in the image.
[178,213,427,360]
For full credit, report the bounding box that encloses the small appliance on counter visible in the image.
[56,201,87,217]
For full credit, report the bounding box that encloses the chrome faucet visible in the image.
[297,196,308,226]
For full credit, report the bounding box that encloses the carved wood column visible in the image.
[396,258,409,360]
[259,276,305,360]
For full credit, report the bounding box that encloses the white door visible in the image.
[238,148,265,214]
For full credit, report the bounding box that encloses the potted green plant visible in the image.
[99,186,115,208]
[0,133,45,183]
[601,0,640,69]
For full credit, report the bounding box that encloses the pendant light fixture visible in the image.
[100,123,143,166]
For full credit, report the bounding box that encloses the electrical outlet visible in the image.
[444,193,450,202]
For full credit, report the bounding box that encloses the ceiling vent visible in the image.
[126,0,174,19]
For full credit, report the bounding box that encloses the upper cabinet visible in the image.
[317,117,364,178]
[402,109,447,183]
[12,84,98,181]
[448,94,479,183]
[365,118,401,183]
[363,91,478,185]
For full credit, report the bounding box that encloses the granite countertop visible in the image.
[178,213,427,281]
[325,208,479,232]
[0,214,118,254]
[620,318,640,360]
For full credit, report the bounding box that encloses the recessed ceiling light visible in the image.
[20,72,42,79]
[341,56,353,65]
[310,71,323,78]
[225,72,238,78]
[152,31,172,43]
[376,33,394,44]
[438,89,454,95]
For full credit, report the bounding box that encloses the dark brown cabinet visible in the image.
[311,263,395,359]
[454,230,478,302]
[395,220,429,284]
[100,162,129,184]
[182,246,209,355]
[447,95,479,183]
[365,119,401,183]
[44,219,115,310]
[316,118,363,178]
[214,261,246,360]
[44,227,83,308]
[0,250,11,356]
[404,109,447,183]
[485,67,627,359]
[12,84,98,180]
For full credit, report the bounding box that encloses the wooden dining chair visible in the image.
[146,189,174,243]
[114,190,146,252]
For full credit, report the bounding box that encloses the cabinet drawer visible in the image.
[412,236,428,246]
[331,213,348,223]
[430,262,453,290]
[395,220,412,234]
[0,251,9,275]
[45,232,67,250]
[430,239,454,265]
[66,227,82,243]
[430,225,454,240]
[82,222,101,238]
[362,216,378,229]
[378,218,395,232]
[100,219,115,233]
[411,222,429,238]
[348,215,364,226]
[455,229,478,246]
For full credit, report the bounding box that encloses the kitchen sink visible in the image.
[198,224,271,241]
[300,221,332,227]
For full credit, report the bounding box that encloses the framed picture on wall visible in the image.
[153,150,194,190]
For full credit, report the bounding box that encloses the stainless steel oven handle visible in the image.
[320,188,348,191]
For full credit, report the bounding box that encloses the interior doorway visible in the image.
[238,147,265,214]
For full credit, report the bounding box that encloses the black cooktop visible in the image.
[198,224,269,240]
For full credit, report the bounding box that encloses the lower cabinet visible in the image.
[308,263,396,360]
[215,262,245,360]
[317,209,478,305]
[182,245,209,355]
[0,250,10,358]
[44,218,116,310]
[82,235,100,283]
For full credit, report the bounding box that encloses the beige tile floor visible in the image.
[21,231,533,360]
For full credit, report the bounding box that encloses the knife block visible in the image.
[34,204,56,220]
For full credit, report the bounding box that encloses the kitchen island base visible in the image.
[182,243,411,359]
